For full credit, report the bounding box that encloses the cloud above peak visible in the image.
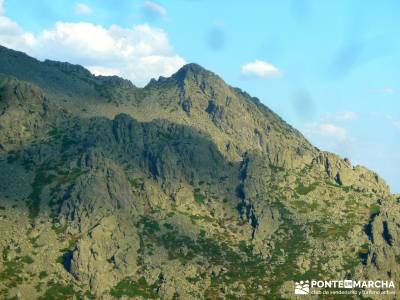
[323,111,358,122]
[0,1,185,86]
[305,122,348,141]
[241,60,282,79]
[142,1,167,20]
[74,3,93,15]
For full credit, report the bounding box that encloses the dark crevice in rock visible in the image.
[382,221,393,246]
[180,97,192,116]
[371,252,378,267]
[236,154,258,239]
[235,184,245,200]
[325,157,331,177]
[61,250,73,272]
[334,172,342,186]
[144,149,159,179]
[364,210,380,243]
[205,100,224,124]
[359,250,369,266]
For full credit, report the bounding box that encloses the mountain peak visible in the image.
[145,63,219,89]
[177,63,209,73]
[172,63,216,83]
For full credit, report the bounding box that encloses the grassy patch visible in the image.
[325,223,354,239]
[20,255,34,264]
[38,281,81,300]
[39,271,48,279]
[295,182,318,195]
[0,260,24,287]
[265,202,311,296]
[369,204,380,216]
[29,236,40,248]
[395,254,400,264]
[292,200,319,211]
[138,217,161,235]
[110,277,159,299]
[194,189,206,204]
[269,164,285,172]
[129,178,144,189]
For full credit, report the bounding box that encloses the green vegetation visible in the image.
[39,271,48,279]
[20,255,34,264]
[194,188,206,204]
[163,223,174,230]
[395,254,400,264]
[29,236,40,248]
[48,127,63,139]
[269,164,285,172]
[54,168,86,187]
[292,200,319,211]
[61,135,79,151]
[129,178,144,189]
[0,260,24,287]
[6,151,21,163]
[295,182,318,195]
[265,202,312,297]
[326,223,354,239]
[359,243,369,254]
[369,203,380,215]
[358,243,370,265]
[27,167,56,221]
[38,281,82,300]
[138,217,161,234]
[137,214,270,298]
[110,277,159,299]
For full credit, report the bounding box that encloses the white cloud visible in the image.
[341,111,357,121]
[74,3,93,15]
[370,87,397,94]
[142,1,167,18]
[323,111,358,122]
[303,122,353,156]
[0,14,37,50]
[0,0,4,15]
[89,66,122,77]
[382,88,395,94]
[0,1,185,86]
[305,123,347,141]
[241,60,282,78]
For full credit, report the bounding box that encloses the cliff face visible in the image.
[0,45,397,299]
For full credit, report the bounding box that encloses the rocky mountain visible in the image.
[0,44,399,299]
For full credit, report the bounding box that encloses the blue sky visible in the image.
[1,0,399,192]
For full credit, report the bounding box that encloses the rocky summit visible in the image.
[0,45,399,300]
